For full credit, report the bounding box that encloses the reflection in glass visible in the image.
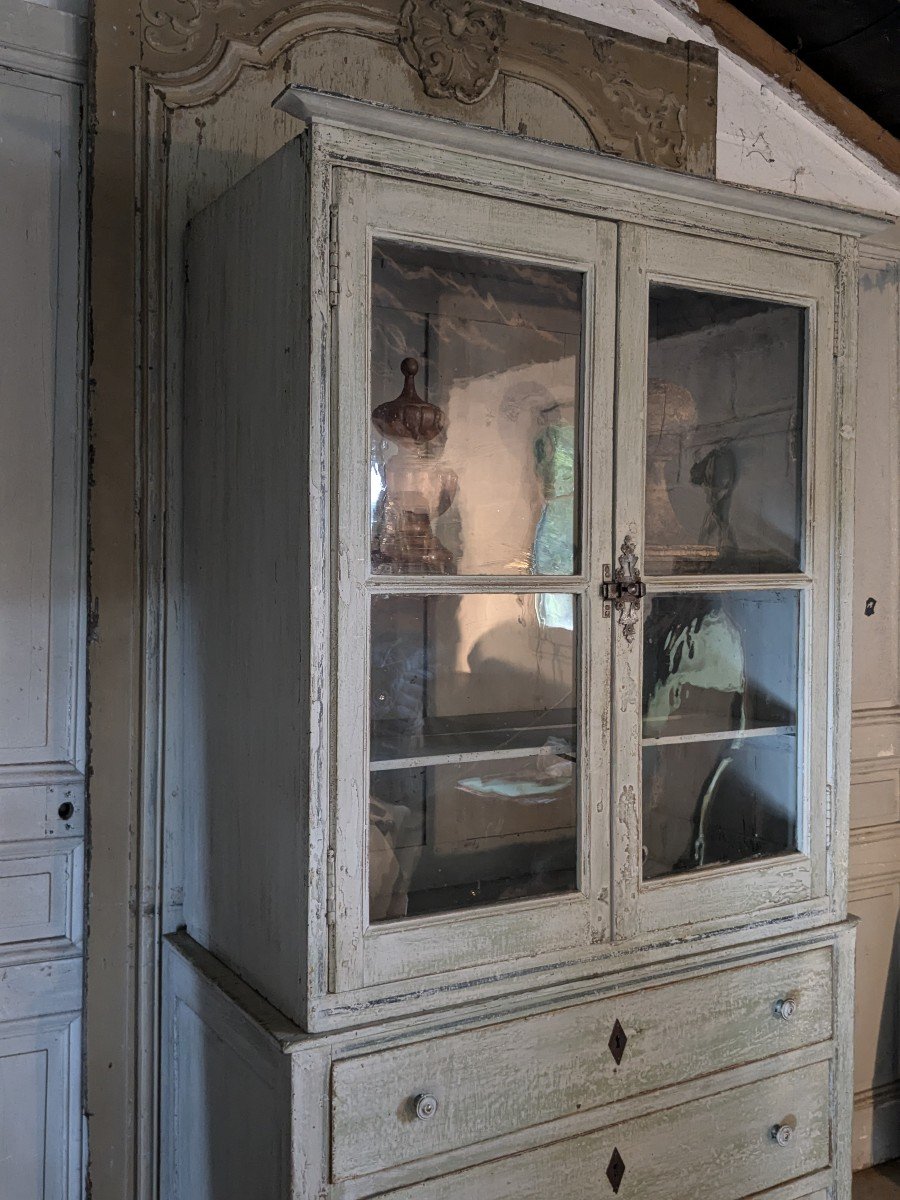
[370,240,583,576]
[368,593,578,920]
[641,590,800,880]
[645,286,806,575]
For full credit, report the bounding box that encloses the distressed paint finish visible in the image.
[166,91,875,1200]
[848,244,900,1172]
[0,4,87,1196]
[330,164,615,994]
[164,924,852,1199]
[87,0,900,1194]
[611,225,837,938]
[372,1061,832,1199]
[139,0,718,174]
[330,947,833,1180]
[182,135,312,1025]
[180,91,880,1031]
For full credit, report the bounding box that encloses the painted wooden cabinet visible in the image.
[165,88,886,1199]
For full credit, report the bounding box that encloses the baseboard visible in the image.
[853,1081,900,1170]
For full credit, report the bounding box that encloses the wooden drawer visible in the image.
[331,947,832,1181]
[376,1059,832,1200]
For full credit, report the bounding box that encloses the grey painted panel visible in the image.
[162,942,290,1200]
[182,135,312,1024]
[0,43,85,1200]
[0,1016,81,1198]
[0,66,84,774]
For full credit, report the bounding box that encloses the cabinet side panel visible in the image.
[182,136,311,1023]
[161,942,290,1200]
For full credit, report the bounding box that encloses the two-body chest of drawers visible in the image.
[164,86,879,1199]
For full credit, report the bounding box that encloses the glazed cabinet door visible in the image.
[331,169,616,990]
[612,227,837,939]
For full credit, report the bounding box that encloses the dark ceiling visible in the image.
[728,0,899,136]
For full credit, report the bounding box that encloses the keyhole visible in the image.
[58,801,74,821]
[865,597,877,616]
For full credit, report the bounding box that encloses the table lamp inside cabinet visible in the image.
[168,86,882,1200]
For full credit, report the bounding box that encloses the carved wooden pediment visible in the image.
[140,0,716,174]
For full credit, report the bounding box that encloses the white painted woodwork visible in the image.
[82,0,897,1190]
[612,228,837,940]
[163,922,855,1199]
[0,64,84,779]
[0,841,79,944]
[0,1015,82,1200]
[172,91,876,1199]
[848,247,900,1170]
[182,138,312,1026]
[331,946,832,1181]
[330,166,614,992]
[181,89,879,1027]
[161,946,290,1200]
[375,1060,832,1200]
[0,3,87,1197]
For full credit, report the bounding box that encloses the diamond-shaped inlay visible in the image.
[606,1147,626,1193]
[608,1018,628,1065]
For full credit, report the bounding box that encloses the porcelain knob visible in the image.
[775,998,797,1020]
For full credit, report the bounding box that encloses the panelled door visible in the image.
[0,53,86,1200]
[612,226,837,940]
[332,169,617,991]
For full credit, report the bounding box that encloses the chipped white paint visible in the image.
[168,89,876,1199]
[0,2,87,1196]
[76,0,899,1191]
[849,245,900,1170]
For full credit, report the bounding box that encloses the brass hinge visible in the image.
[328,206,339,307]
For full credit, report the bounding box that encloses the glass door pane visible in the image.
[645,285,806,575]
[367,240,587,923]
[641,284,809,883]
[641,589,800,879]
[370,241,584,577]
[369,593,578,920]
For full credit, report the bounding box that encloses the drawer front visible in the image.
[377,1060,831,1200]
[332,947,832,1180]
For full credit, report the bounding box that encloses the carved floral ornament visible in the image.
[398,0,505,105]
[137,0,715,177]
[590,35,688,169]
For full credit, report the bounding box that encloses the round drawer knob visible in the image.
[772,1123,794,1146]
[775,998,797,1021]
[414,1093,438,1121]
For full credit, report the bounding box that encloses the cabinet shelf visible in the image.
[371,714,575,773]
[641,723,795,748]
[370,744,570,773]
